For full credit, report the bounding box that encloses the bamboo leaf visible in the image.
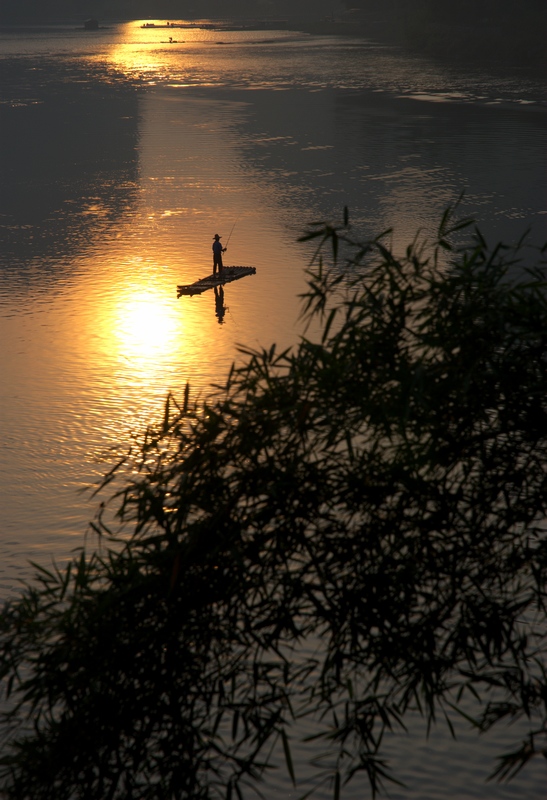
[281,727,296,786]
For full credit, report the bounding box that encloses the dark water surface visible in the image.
[0,21,546,798]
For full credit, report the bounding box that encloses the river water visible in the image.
[0,20,546,798]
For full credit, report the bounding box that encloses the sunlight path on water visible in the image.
[0,81,311,595]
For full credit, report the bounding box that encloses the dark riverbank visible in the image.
[296,20,547,78]
[293,12,546,77]
[396,22,545,75]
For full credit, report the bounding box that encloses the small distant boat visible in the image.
[84,18,99,31]
[177,266,256,297]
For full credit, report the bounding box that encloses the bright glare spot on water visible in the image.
[111,288,179,361]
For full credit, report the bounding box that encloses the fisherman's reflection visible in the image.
[214,285,226,324]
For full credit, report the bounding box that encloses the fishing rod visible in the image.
[224,216,239,250]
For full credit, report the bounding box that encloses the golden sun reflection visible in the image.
[110,288,181,363]
[71,251,228,455]
[98,21,200,82]
[103,48,162,82]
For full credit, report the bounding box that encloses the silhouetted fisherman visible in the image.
[212,233,227,277]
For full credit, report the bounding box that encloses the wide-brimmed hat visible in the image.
[213,234,221,239]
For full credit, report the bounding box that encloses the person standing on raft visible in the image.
[212,234,227,278]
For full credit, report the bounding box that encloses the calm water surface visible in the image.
[0,20,546,798]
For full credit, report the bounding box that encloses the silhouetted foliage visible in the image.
[1,206,547,798]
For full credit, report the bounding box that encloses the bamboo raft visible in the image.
[177,266,256,297]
